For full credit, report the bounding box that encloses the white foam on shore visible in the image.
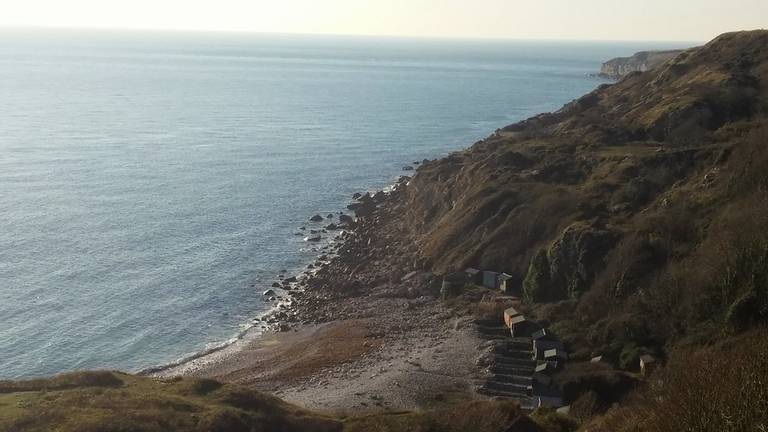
[136,175,407,377]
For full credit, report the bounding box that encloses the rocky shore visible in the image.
[156,174,493,413]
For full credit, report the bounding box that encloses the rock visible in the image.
[309,214,324,222]
[599,49,683,79]
[352,192,363,200]
[327,214,334,219]
[263,289,275,296]
[284,276,298,283]
[305,235,322,242]
[372,191,386,203]
[347,200,376,217]
[402,166,414,171]
[271,282,281,288]
[339,214,355,225]
[523,221,618,302]
[325,223,339,231]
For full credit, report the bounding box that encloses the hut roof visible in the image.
[498,273,514,281]
[640,354,656,364]
[532,329,549,340]
[545,349,568,360]
[510,315,527,326]
[465,267,481,275]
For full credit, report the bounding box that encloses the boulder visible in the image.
[352,192,363,200]
[263,289,275,296]
[309,214,324,222]
[402,165,414,171]
[305,235,322,242]
[339,214,355,225]
[347,200,376,217]
[326,213,334,219]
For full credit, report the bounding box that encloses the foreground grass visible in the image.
[0,372,540,432]
[0,372,339,432]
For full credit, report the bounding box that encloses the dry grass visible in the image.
[587,329,768,431]
[343,401,541,432]
[0,372,341,432]
[0,372,546,432]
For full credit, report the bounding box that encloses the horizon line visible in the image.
[0,24,705,45]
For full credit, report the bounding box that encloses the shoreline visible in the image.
[150,173,492,412]
[138,172,417,378]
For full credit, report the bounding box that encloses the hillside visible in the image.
[399,30,768,339]
[325,30,768,428]
[0,371,541,432]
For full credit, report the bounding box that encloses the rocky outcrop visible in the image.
[522,222,618,302]
[599,50,685,79]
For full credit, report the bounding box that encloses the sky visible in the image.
[1,0,766,42]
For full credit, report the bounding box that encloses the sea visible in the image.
[0,28,689,379]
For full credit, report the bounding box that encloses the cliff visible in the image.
[328,30,768,427]
[599,49,684,79]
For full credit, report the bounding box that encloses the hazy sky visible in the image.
[2,0,766,41]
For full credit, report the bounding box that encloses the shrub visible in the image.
[587,329,768,431]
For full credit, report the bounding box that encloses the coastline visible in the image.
[137,173,409,378]
[151,173,490,412]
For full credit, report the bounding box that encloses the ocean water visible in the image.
[0,29,687,379]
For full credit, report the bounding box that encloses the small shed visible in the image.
[591,355,605,364]
[509,315,532,337]
[640,354,656,376]
[533,340,564,361]
[535,362,551,374]
[531,328,552,341]
[440,273,466,299]
[503,306,522,328]
[545,348,568,362]
[464,267,483,285]
[482,271,500,289]
[498,273,514,294]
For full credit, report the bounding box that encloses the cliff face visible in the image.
[385,30,768,354]
[599,49,685,79]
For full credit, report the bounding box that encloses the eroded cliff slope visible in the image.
[396,30,768,351]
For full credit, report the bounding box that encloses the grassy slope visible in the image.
[400,30,768,353]
[0,372,540,432]
[0,372,340,432]
[391,30,768,429]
